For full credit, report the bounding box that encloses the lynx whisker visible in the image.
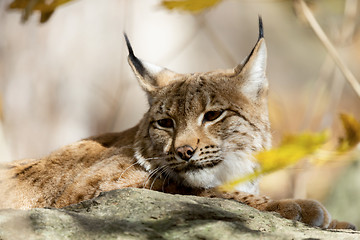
[118,159,139,180]
[161,170,171,192]
[142,165,168,188]
[110,144,134,150]
[149,166,169,191]
[142,168,159,187]
[142,155,174,161]
[0,19,349,231]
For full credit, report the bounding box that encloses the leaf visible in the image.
[161,0,223,13]
[338,113,360,152]
[219,114,360,192]
[219,131,329,192]
[8,0,74,23]
[258,131,329,171]
[310,114,360,165]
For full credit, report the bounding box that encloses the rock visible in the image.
[0,188,358,240]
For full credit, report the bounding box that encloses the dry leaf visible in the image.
[338,113,360,152]
[161,0,222,13]
[311,114,360,165]
[8,0,73,23]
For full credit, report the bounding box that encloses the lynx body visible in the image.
[0,18,354,230]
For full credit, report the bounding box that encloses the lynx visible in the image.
[0,17,355,230]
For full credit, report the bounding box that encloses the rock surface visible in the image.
[0,188,359,240]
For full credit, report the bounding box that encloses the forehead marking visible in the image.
[156,77,226,123]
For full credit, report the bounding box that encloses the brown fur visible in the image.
[0,19,355,230]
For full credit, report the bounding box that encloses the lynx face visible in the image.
[127,19,270,193]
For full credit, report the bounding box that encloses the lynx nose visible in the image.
[176,145,195,161]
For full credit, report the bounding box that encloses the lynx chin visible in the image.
[0,17,355,230]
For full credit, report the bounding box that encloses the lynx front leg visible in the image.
[199,189,356,230]
[264,199,356,230]
[328,219,357,230]
[264,199,331,228]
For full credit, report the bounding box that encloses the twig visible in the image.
[296,0,360,99]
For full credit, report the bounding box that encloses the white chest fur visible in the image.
[181,151,259,194]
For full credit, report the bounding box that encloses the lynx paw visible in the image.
[328,220,357,230]
[265,199,332,228]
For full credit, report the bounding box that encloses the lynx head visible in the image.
[127,17,270,194]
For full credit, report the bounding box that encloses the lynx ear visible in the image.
[124,34,180,93]
[233,16,268,100]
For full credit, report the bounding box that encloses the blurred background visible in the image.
[1,0,360,226]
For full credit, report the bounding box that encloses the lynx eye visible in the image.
[203,110,224,122]
[156,118,174,128]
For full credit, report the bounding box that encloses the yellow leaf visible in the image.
[219,132,329,192]
[338,113,360,152]
[308,114,360,165]
[218,171,262,192]
[219,114,360,192]
[161,0,223,13]
[259,131,329,171]
[8,0,73,23]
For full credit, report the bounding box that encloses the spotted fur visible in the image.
[0,17,355,230]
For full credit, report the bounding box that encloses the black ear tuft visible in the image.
[258,15,264,40]
[124,33,146,77]
[238,17,265,69]
[124,33,134,56]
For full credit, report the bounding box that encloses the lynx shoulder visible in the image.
[0,17,355,230]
